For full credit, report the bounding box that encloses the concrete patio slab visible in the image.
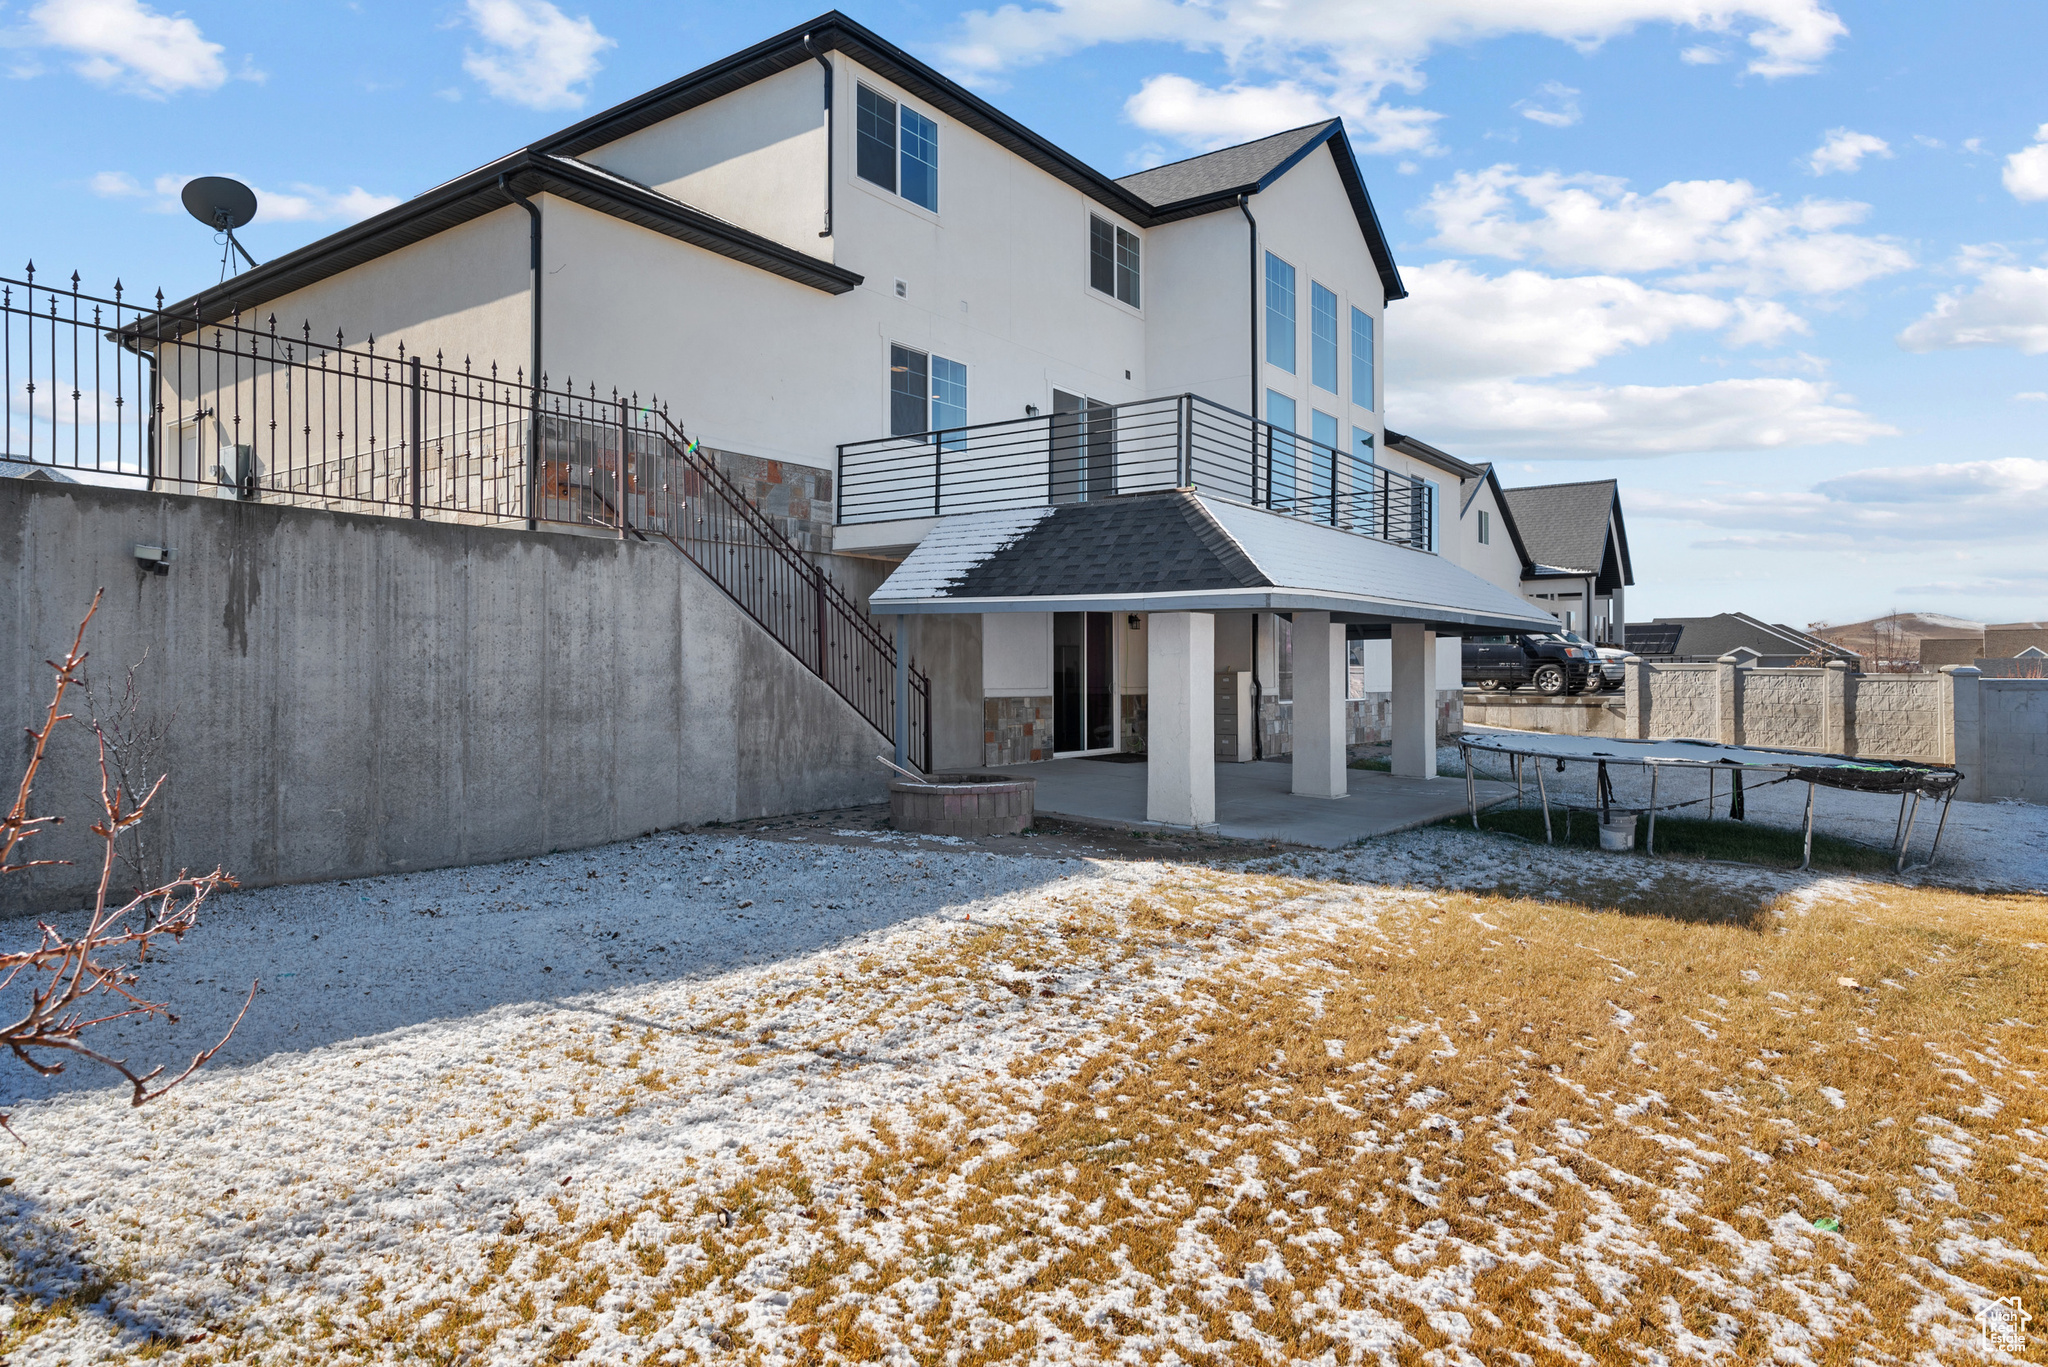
[996,756,1516,849]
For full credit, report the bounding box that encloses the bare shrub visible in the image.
[1,591,248,1139]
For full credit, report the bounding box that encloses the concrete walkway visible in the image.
[999,756,1515,849]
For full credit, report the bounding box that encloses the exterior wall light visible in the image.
[133,544,175,575]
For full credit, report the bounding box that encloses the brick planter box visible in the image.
[889,774,1036,837]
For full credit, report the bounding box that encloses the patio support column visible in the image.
[1391,622,1438,779]
[1291,611,1347,797]
[1147,611,1215,827]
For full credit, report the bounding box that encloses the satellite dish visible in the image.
[182,176,257,231]
[182,176,261,277]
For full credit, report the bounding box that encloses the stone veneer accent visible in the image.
[1255,691,1465,757]
[984,696,1054,766]
[1120,693,1148,753]
[700,446,834,554]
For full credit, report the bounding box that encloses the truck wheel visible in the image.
[1477,679,1504,691]
[1533,664,1566,695]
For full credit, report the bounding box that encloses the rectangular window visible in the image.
[931,355,968,434]
[856,84,897,193]
[1265,253,1296,373]
[1088,216,1141,306]
[1265,390,1297,508]
[1350,306,1374,411]
[1309,409,1338,518]
[889,345,927,436]
[899,106,939,211]
[1310,283,1338,393]
[1478,509,1491,545]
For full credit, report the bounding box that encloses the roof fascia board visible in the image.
[873,587,1554,631]
[153,151,860,328]
[1385,429,1483,479]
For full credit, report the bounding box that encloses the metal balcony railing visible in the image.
[1,265,930,765]
[835,392,1436,550]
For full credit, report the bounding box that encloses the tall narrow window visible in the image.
[931,356,968,433]
[1310,409,1338,520]
[1350,306,1374,411]
[1265,254,1296,373]
[1310,283,1338,393]
[889,345,927,436]
[1478,509,1491,545]
[899,106,939,210]
[1088,216,1141,306]
[1265,390,1297,508]
[857,85,897,192]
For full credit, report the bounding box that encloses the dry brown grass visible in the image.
[10,863,2041,1365]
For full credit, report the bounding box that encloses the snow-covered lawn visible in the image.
[1,821,2042,1364]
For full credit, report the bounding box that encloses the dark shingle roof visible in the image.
[1115,123,1337,207]
[945,492,1271,600]
[1500,480,1628,583]
[1638,614,1858,661]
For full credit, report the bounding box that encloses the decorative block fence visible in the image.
[1614,658,2039,804]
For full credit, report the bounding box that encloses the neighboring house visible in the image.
[1625,613,1858,667]
[1497,480,1635,643]
[1922,623,2048,667]
[133,10,1556,828]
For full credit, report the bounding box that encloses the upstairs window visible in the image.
[1265,253,1296,373]
[1089,215,1141,307]
[1310,282,1338,393]
[1478,509,1492,545]
[1350,306,1374,411]
[890,345,967,436]
[857,84,939,212]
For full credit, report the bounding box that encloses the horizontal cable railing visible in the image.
[837,391,1436,549]
[2,265,928,760]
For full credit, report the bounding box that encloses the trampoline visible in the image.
[1454,731,1963,872]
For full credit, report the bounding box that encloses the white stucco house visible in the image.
[151,11,1559,827]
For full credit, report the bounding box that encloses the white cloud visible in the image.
[1383,261,1877,456]
[2002,124,2048,202]
[1391,260,1748,383]
[1513,81,1580,128]
[1636,458,2048,548]
[24,0,225,96]
[1390,375,1893,455]
[2015,391,2048,401]
[461,0,612,111]
[1679,44,1726,64]
[90,170,399,224]
[1897,262,2048,355]
[946,0,1843,158]
[1805,127,1889,175]
[1419,165,1912,294]
[944,0,1847,83]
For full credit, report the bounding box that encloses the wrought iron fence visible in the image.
[2,265,928,763]
[836,391,1436,549]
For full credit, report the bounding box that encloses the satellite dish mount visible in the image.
[181,177,261,280]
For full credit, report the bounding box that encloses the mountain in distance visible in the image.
[1807,611,1983,659]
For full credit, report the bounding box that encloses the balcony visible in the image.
[835,393,1435,550]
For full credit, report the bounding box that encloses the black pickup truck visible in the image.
[1462,633,1598,695]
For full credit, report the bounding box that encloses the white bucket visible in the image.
[1598,814,1637,852]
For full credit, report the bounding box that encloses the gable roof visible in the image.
[1636,613,1858,661]
[1499,479,1634,590]
[1384,430,1534,568]
[152,11,1404,327]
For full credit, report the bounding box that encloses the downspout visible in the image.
[1239,194,1258,418]
[1250,612,1263,761]
[804,35,834,238]
[499,173,543,529]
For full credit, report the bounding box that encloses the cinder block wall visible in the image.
[1,480,893,914]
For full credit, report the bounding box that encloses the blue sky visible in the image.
[4,0,2045,627]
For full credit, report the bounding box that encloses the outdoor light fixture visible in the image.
[133,544,175,575]
[1025,403,1039,416]
[1128,614,1141,629]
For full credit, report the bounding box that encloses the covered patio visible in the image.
[873,489,1559,830]
[1002,755,1516,848]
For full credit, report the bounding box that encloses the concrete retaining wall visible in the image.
[1974,680,2048,805]
[1461,690,1626,737]
[1,479,892,914]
